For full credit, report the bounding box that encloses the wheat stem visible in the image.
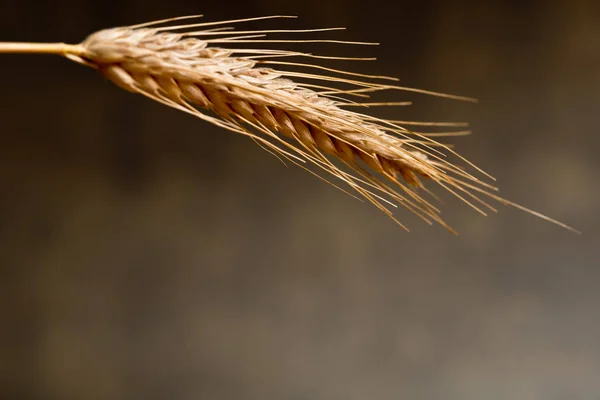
[0,42,83,56]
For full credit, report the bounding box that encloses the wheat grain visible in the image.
[0,15,578,233]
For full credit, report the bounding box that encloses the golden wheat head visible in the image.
[0,15,579,234]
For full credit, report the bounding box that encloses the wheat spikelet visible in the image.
[0,15,578,233]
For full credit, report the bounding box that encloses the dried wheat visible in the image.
[0,15,578,233]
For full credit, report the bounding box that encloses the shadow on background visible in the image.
[1,1,599,399]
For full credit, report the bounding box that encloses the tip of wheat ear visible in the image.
[0,15,580,234]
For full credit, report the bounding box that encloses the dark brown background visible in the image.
[1,0,598,399]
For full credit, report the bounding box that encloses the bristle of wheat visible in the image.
[0,15,579,233]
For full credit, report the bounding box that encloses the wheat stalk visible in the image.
[0,15,578,233]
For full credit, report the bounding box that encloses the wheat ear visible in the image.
[0,15,579,234]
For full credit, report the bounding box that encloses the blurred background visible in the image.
[1,0,598,399]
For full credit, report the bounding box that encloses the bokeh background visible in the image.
[1,1,599,399]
